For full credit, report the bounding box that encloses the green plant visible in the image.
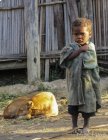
[0,93,18,109]
[38,83,49,91]
[0,93,17,102]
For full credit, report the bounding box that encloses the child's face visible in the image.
[72,26,91,46]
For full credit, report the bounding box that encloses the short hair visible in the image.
[72,18,92,33]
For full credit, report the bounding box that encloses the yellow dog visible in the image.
[3,92,58,119]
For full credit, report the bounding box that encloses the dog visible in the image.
[3,92,58,119]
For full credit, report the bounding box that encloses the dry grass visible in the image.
[0,78,108,140]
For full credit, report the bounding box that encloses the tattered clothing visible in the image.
[60,42,101,114]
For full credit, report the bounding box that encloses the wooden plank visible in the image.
[96,47,108,50]
[98,60,108,65]
[53,0,65,50]
[0,54,26,58]
[97,53,108,56]
[38,1,66,7]
[0,58,26,62]
[39,0,45,52]
[41,50,61,55]
[97,0,101,47]
[63,1,71,44]
[102,0,106,47]
[106,0,108,47]
[67,0,78,22]
[45,0,52,81]
[64,0,78,44]
[99,67,108,73]
[0,61,27,70]
[0,51,60,59]
[87,0,94,42]
[0,6,24,11]
[50,1,54,51]
[92,0,97,47]
[45,0,51,51]
[21,9,25,54]
[105,0,108,47]
[45,59,49,81]
[0,5,2,55]
[80,0,88,17]
[40,51,60,59]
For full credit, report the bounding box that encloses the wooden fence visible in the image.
[38,0,108,80]
[0,0,26,70]
[0,0,108,81]
[0,0,25,58]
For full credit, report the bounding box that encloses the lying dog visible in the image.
[3,92,58,119]
[3,96,31,119]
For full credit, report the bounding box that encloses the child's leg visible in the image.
[68,105,79,129]
[68,105,82,133]
[83,116,90,128]
[82,114,90,134]
[71,114,79,129]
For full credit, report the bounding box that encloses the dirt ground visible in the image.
[0,75,108,140]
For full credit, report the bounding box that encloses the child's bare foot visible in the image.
[81,127,89,135]
[71,127,82,134]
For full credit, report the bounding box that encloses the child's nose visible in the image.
[77,34,82,38]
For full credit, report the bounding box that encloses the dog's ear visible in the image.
[27,101,34,108]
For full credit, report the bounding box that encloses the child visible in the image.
[60,18,101,134]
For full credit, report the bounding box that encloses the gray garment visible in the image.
[60,42,101,113]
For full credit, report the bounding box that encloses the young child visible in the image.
[60,18,101,134]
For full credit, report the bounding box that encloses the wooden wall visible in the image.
[38,0,108,50]
[0,0,25,59]
[38,0,66,81]
[38,0,108,79]
[0,0,108,81]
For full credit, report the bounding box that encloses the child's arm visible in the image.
[66,45,88,60]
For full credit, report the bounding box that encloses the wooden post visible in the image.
[24,0,40,84]
[45,59,50,81]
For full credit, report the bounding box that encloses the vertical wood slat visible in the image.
[87,0,94,42]
[39,0,45,81]
[11,0,15,55]
[0,0,1,55]
[95,0,99,47]
[54,1,64,50]
[39,0,45,52]
[63,2,71,45]
[98,0,101,48]
[80,0,88,17]
[106,0,108,47]
[104,0,107,60]
[21,9,25,54]
[45,59,50,81]
[46,0,50,52]
[8,0,12,55]
[45,0,50,81]
[105,0,107,47]
[66,0,78,42]
[51,7,55,51]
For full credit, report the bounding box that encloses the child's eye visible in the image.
[74,33,85,36]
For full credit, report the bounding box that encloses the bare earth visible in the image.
[0,77,108,140]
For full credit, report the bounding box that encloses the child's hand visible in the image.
[80,45,88,52]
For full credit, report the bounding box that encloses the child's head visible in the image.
[72,18,92,45]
